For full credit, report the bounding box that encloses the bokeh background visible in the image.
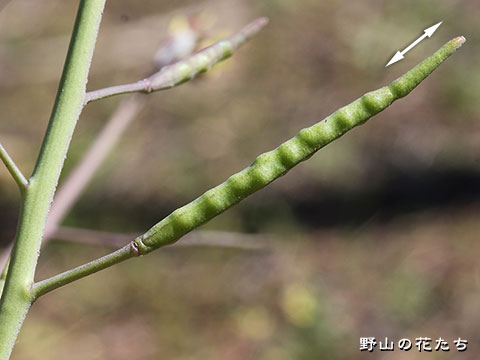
[1,0,479,359]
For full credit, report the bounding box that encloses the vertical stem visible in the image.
[0,1,105,359]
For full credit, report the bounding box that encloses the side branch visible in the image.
[33,229,269,297]
[0,143,28,192]
[84,17,269,104]
[32,36,466,299]
[33,244,137,297]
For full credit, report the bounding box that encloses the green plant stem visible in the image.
[32,36,465,298]
[0,1,105,359]
[0,143,28,193]
[84,17,269,104]
[35,245,136,295]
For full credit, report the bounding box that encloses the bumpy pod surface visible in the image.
[135,37,465,254]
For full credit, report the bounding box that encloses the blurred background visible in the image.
[1,0,479,359]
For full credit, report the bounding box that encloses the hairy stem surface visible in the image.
[32,36,466,298]
[0,1,105,359]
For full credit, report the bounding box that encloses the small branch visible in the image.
[0,142,28,192]
[84,17,269,104]
[176,230,270,250]
[33,243,136,298]
[52,226,133,247]
[51,226,270,250]
[33,228,270,297]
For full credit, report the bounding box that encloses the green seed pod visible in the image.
[135,36,466,254]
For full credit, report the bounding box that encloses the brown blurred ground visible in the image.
[1,0,479,359]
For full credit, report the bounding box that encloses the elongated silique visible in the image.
[135,36,466,253]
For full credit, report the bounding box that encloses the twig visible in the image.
[34,245,135,295]
[175,230,270,250]
[84,17,269,104]
[51,226,270,250]
[31,37,466,298]
[0,143,28,192]
[31,227,270,300]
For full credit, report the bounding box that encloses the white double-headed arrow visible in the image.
[386,21,443,67]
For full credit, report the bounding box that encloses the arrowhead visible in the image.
[386,51,404,67]
[424,21,443,37]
